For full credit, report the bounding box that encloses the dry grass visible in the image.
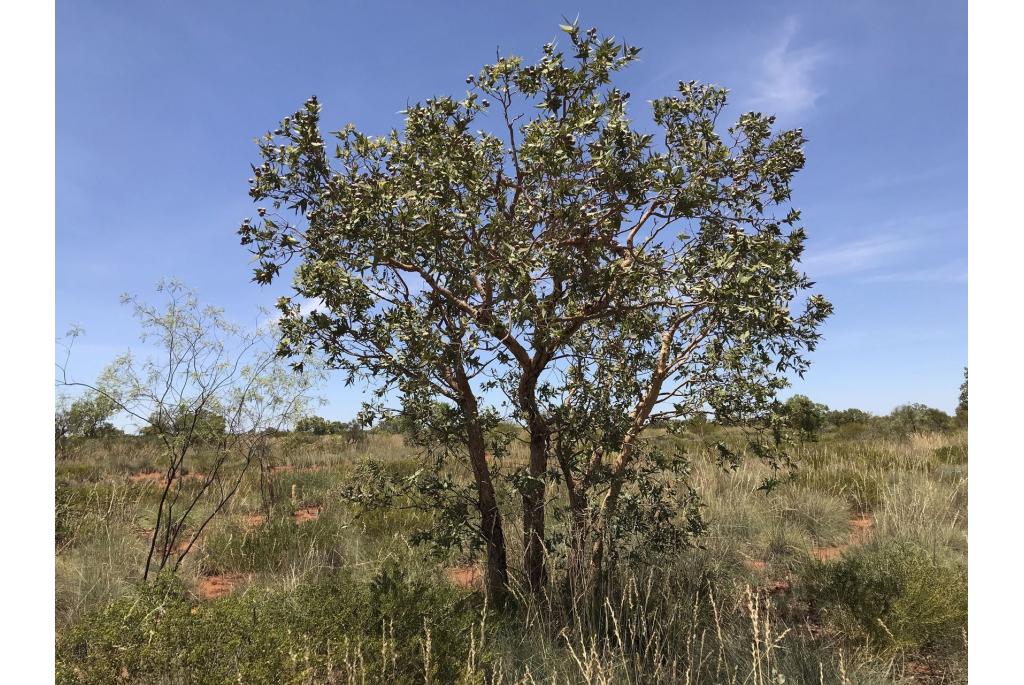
[55,428,967,683]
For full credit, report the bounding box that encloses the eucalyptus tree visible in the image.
[240,21,830,597]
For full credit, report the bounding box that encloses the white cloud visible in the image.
[802,231,966,285]
[750,17,827,120]
[859,259,967,284]
[802,235,917,278]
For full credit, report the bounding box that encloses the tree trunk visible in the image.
[453,360,511,606]
[466,419,510,606]
[586,429,645,590]
[522,421,549,595]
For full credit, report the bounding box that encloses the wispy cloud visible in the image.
[859,259,967,285]
[802,235,918,278]
[858,162,960,192]
[803,232,966,285]
[750,17,827,120]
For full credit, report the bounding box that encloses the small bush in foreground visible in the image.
[57,569,479,685]
[805,540,966,652]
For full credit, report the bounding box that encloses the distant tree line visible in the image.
[777,389,966,442]
[57,393,967,447]
[54,402,390,445]
[665,368,968,442]
[293,416,366,443]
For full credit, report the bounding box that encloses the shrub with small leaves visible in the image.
[805,540,966,651]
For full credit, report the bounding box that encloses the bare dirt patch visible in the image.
[447,564,483,590]
[903,657,946,684]
[848,514,873,543]
[128,471,163,483]
[240,513,266,530]
[196,573,246,600]
[743,558,792,597]
[293,506,320,524]
[812,513,875,562]
[743,558,768,573]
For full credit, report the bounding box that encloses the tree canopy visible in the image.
[240,21,832,600]
[59,392,121,439]
[783,394,829,441]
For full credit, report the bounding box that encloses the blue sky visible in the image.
[57,1,966,417]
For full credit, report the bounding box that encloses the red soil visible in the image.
[446,564,484,590]
[293,506,320,524]
[196,573,245,600]
[743,559,768,573]
[128,471,163,483]
[811,514,875,562]
[904,657,945,683]
[240,513,266,530]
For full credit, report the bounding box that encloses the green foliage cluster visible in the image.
[826,407,873,426]
[886,403,954,435]
[776,397,957,441]
[56,569,479,685]
[782,394,828,441]
[956,367,968,427]
[294,415,365,442]
[805,540,967,652]
[139,406,227,442]
[668,395,959,442]
[57,393,122,440]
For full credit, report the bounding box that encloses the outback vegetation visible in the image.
[56,22,966,685]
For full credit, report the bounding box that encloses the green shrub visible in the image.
[57,569,481,685]
[886,404,953,436]
[783,394,829,441]
[833,420,876,441]
[805,540,966,651]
